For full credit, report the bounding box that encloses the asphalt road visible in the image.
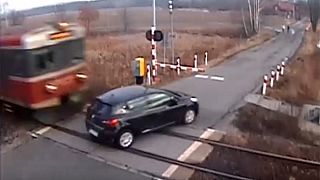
[1,21,306,180]
[1,137,153,180]
[165,22,305,129]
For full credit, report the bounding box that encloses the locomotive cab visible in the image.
[0,23,88,110]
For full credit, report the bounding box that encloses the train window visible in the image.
[13,54,25,76]
[36,51,54,70]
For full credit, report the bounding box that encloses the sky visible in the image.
[5,0,89,11]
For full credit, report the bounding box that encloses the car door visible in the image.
[123,96,160,133]
[160,93,187,124]
[144,93,183,129]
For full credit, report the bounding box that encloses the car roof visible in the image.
[97,85,163,106]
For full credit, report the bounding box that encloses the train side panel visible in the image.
[3,63,87,109]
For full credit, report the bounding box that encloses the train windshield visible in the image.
[28,38,84,77]
[1,38,84,78]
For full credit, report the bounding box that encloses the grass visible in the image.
[267,29,320,106]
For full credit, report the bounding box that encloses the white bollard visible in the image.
[177,57,181,76]
[204,51,208,66]
[281,61,285,75]
[276,65,280,81]
[147,64,151,85]
[262,75,268,95]
[194,54,198,69]
[270,70,275,88]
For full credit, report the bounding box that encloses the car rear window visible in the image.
[92,99,112,117]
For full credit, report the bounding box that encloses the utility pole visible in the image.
[168,0,175,64]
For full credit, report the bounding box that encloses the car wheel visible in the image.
[115,129,134,149]
[183,108,196,124]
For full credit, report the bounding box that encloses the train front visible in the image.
[1,23,88,114]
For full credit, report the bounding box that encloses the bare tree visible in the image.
[1,1,9,27]
[78,3,99,35]
[9,10,25,26]
[241,7,249,37]
[123,8,128,33]
[247,0,267,34]
[308,0,319,32]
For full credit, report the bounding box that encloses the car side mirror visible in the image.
[169,97,178,106]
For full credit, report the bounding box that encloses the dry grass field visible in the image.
[85,29,274,98]
[268,29,320,106]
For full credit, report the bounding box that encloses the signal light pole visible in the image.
[151,0,157,84]
[168,0,175,64]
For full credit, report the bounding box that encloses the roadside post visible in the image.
[262,75,268,96]
[177,57,181,75]
[270,70,275,88]
[276,65,281,81]
[194,54,198,69]
[204,51,208,66]
[281,61,285,76]
[147,64,151,85]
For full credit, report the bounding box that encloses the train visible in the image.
[0,22,88,112]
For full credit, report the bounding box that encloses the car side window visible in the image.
[126,96,148,112]
[145,93,174,110]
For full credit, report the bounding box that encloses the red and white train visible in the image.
[0,23,88,110]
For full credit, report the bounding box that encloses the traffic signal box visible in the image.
[132,57,146,85]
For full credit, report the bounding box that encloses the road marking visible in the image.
[206,128,226,135]
[35,126,51,135]
[195,74,225,81]
[194,74,209,79]
[162,129,217,178]
[27,131,38,138]
[178,141,202,161]
[210,76,225,81]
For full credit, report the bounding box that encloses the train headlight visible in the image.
[45,84,58,93]
[76,73,88,80]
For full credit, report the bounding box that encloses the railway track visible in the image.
[7,103,319,180]
[29,115,253,180]
[30,114,320,180]
[161,130,320,167]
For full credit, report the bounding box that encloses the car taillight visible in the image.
[102,119,120,128]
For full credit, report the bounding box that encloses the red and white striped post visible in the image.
[270,70,275,88]
[204,51,208,66]
[276,64,280,81]
[151,26,157,82]
[194,54,198,69]
[177,57,181,75]
[262,75,268,95]
[280,61,285,76]
[147,64,151,85]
